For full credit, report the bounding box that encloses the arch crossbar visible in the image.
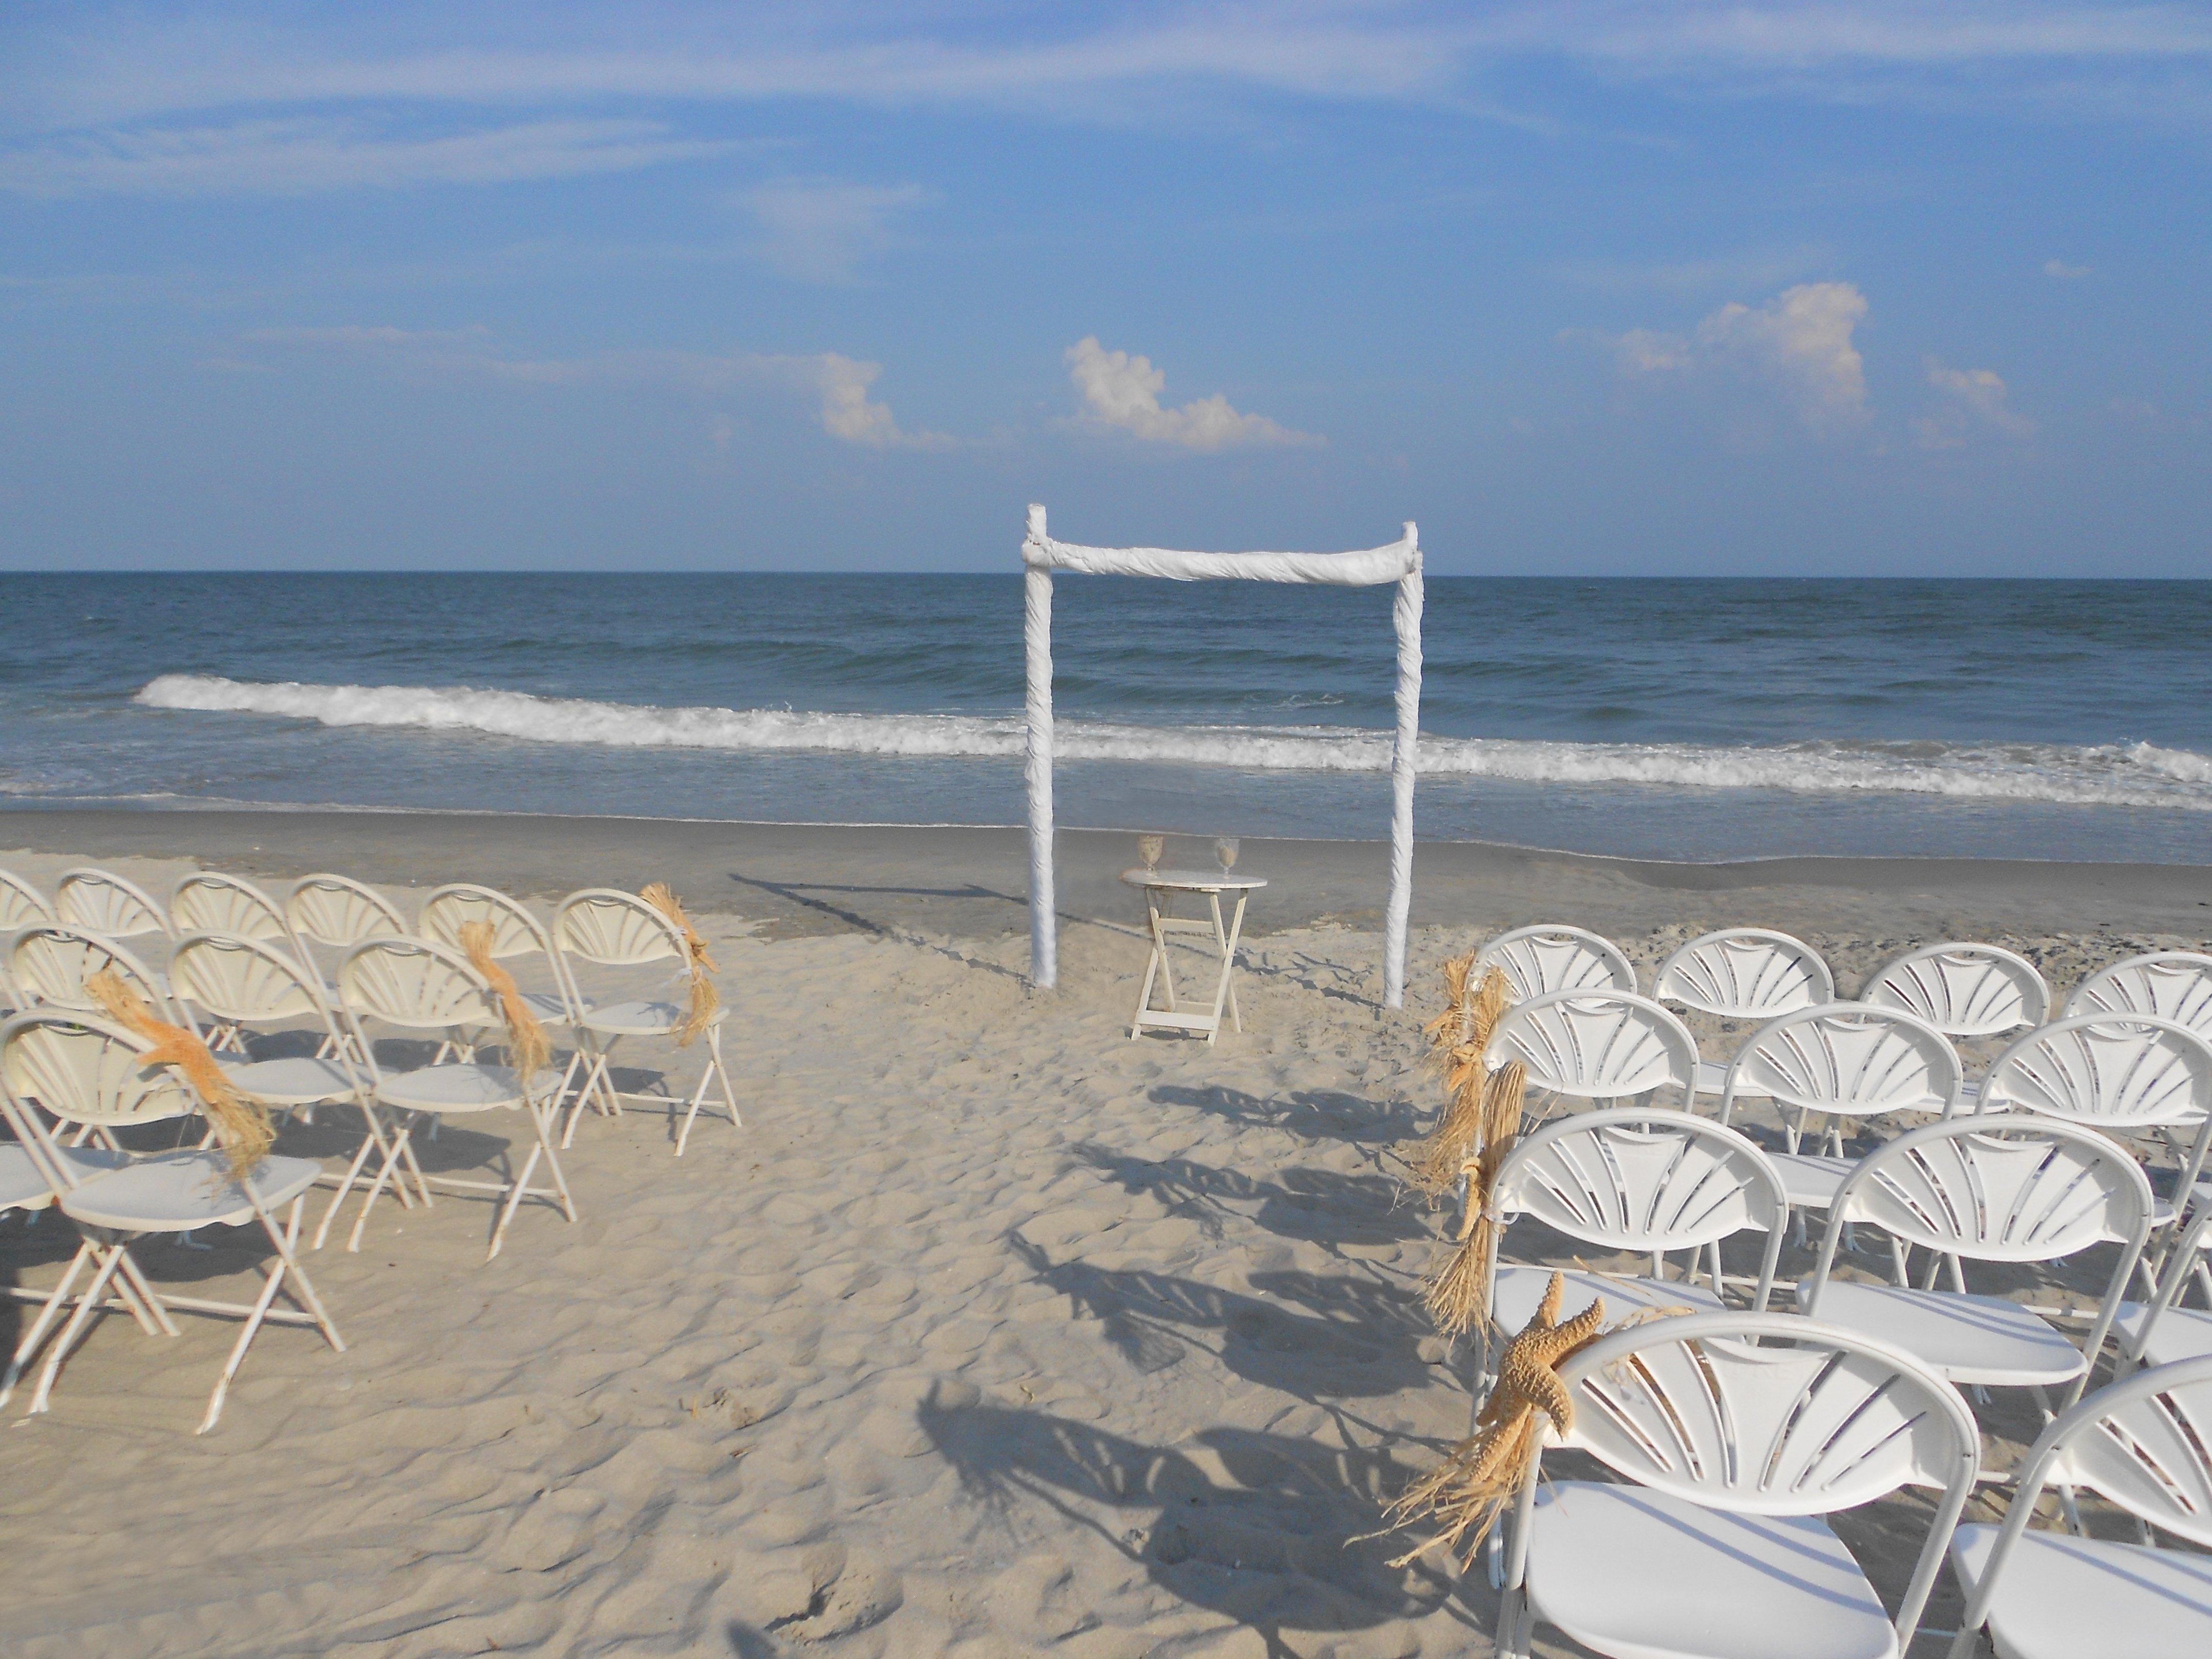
[1020,503,1424,1007]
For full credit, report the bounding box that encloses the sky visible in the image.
[1,2,2207,576]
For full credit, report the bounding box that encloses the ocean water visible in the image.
[4,572,2210,864]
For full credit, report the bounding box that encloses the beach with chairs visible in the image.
[2,815,2209,1655]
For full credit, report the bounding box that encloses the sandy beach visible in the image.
[4,810,2208,1657]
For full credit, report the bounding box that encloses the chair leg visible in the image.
[26,1241,135,1415]
[2,1241,95,1407]
[201,1200,342,1434]
[346,1119,421,1253]
[313,1128,386,1251]
[674,1029,740,1157]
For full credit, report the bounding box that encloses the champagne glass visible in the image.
[1214,837,1240,873]
[1137,834,1165,875]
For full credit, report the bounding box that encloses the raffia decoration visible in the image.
[1407,961,1513,1198]
[1386,1271,1608,1566]
[1421,1060,1528,1337]
[458,921,551,1086]
[86,969,273,1186]
[641,882,719,1045]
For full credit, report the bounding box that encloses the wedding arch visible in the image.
[1020,503,1425,1008]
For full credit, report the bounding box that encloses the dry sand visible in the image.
[3,812,2208,1657]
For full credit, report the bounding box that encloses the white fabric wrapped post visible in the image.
[1020,504,1425,1007]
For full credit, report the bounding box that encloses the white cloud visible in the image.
[1611,281,1870,433]
[2043,258,2092,279]
[1915,358,2037,446]
[738,179,931,284]
[1064,337,1319,451]
[239,326,950,449]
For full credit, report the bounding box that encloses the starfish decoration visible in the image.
[1481,1271,1608,1445]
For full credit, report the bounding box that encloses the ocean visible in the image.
[4,572,2210,865]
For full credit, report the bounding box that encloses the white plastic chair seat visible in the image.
[2113,1300,2212,1366]
[1693,1057,1772,1098]
[520,990,582,1026]
[1523,1482,1899,1659]
[217,1055,359,1106]
[1493,1265,1727,1335]
[1793,1281,2087,1387]
[0,1142,135,1211]
[59,1151,324,1231]
[373,1064,529,1114]
[1770,1152,1858,1210]
[1949,1521,2212,1659]
[578,998,723,1038]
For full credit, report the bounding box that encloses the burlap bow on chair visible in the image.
[641,882,719,1045]
[85,970,273,1185]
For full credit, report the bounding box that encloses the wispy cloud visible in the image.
[737,178,932,284]
[1608,281,1871,434]
[1916,357,2037,446]
[1063,337,1320,451]
[239,325,951,449]
[2043,258,2092,279]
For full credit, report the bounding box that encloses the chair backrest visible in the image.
[168,932,331,1029]
[1515,1312,1979,1651]
[1860,942,2049,1037]
[1475,924,1636,999]
[1,1006,198,1131]
[552,888,687,968]
[1981,1012,2212,1129]
[1717,1002,1962,1125]
[0,867,55,932]
[172,870,293,944]
[336,937,500,1037]
[1654,928,1834,1018]
[1490,1108,1789,1308]
[286,874,407,949]
[1486,989,1699,1107]
[55,867,172,941]
[2065,950,2212,1033]
[418,884,551,960]
[7,924,181,1022]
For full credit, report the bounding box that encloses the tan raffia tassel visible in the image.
[458,921,551,1084]
[1407,963,1513,1197]
[86,969,274,1185]
[1386,1271,1608,1567]
[1422,1060,1528,1337]
[641,882,719,1046]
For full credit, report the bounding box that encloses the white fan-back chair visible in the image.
[1493,1311,1980,1659]
[171,871,293,945]
[1715,1003,1963,1215]
[1476,924,1636,1001]
[1800,1115,2153,1403]
[1487,989,1699,1118]
[285,874,406,1060]
[2065,949,2212,1031]
[0,867,54,930]
[1655,927,1836,1098]
[2115,1208,2212,1371]
[54,867,173,943]
[552,888,739,1157]
[1862,942,2051,1036]
[168,932,415,1249]
[6,923,185,1029]
[335,937,575,1258]
[1479,1108,1788,1357]
[417,883,588,1080]
[1948,1353,2212,1659]
[0,1009,342,1432]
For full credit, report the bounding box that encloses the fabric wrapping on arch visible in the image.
[1020,505,1424,1007]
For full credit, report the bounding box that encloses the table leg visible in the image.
[1205,892,1249,1045]
[1132,892,1167,1038]
[1154,891,1181,1011]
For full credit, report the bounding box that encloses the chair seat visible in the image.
[1694,1058,1775,1098]
[219,1055,359,1106]
[1950,1522,2212,1659]
[1524,1482,1897,1659]
[2113,1299,2212,1367]
[374,1063,529,1114]
[59,1151,324,1231]
[1794,1281,2086,1387]
[0,1142,135,1211]
[1493,1265,1727,1335]
[579,998,724,1038]
[1771,1152,1857,1209]
[519,990,582,1026]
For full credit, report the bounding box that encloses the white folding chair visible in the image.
[1799,1115,2152,1409]
[1487,987,1699,1120]
[6,923,186,1027]
[1480,1108,1788,1359]
[1948,1353,2212,1659]
[0,867,54,931]
[1476,924,1637,1001]
[172,871,295,946]
[168,931,419,1249]
[2114,1208,2212,1370]
[0,1009,343,1432]
[286,874,406,1059]
[1493,1311,1980,1659]
[552,888,739,1157]
[1864,942,2050,1107]
[1715,1002,1963,1217]
[2065,949,2212,1031]
[336,936,576,1258]
[1655,927,1835,1099]
[417,883,590,1092]
[54,867,174,944]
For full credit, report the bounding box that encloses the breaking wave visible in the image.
[137,675,2212,813]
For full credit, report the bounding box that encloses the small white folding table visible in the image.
[1121,869,1267,1045]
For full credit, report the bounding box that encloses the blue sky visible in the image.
[2,2,2207,575]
